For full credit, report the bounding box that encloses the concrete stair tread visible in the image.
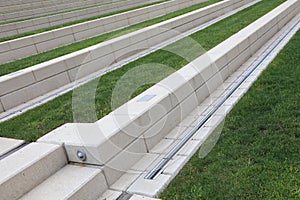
[0,137,24,156]
[0,142,67,200]
[20,164,108,200]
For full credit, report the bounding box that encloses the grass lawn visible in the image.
[160,29,300,199]
[0,0,222,76]
[0,0,286,141]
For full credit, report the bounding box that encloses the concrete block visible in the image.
[0,100,3,112]
[177,114,199,127]
[32,72,70,95]
[64,50,91,70]
[114,84,174,132]
[165,126,192,140]
[113,43,141,62]
[159,72,195,107]
[128,15,145,25]
[0,70,36,96]
[103,138,147,186]
[0,137,24,157]
[10,45,38,61]
[143,106,181,151]
[127,173,171,197]
[150,138,176,155]
[206,73,224,95]
[87,19,104,29]
[73,27,101,41]
[191,55,215,82]
[177,139,202,156]
[39,114,141,165]
[111,36,132,52]
[178,92,199,118]
[36,34,71,52]
[89,43,113,59]
[72,53,115,80]
[178,65,205,91]
[162,155,188,175]
[227,48,251,75]
[32,60,68,81]
[110,170,141,191]
[0,143,67,200]
[0,42,11,53]
[98,190,122,200]
[32,32,55,44]
[203,114,225,128]
[195,82,210,103]
[192,126,214,141]
[20,165,107,200]
[1,72,70,110]
[130,194,162,200]
[53,27,73,38]
[130,153,160,172]
[71,23,90,33]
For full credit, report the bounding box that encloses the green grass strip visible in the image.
[0,0,286,142]
[0,0,221,76]
[160,27,300,200]
[0,0,168,40]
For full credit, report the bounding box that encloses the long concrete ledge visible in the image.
[37,0,300,189]
[0,0,255,114]
[0,0,75,7]
[0,0,208,64]
[0,0,79,13]
[0,0,121,22]
[0,0,161,39]
[0,0,89,13]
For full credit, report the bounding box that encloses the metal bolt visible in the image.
[77,150,86,161]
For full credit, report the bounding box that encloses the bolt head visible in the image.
[77,150,86,161]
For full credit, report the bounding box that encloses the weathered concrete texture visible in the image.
[0,137,24,156]
[0,0,208,64]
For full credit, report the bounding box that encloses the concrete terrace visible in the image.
[0,0,299,199]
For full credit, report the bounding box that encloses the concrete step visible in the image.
[0,142,67,200]
[20,164,108,200]
[0,137,24,157]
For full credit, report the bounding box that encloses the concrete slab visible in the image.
[110,170,141,191]
[127,173,171,197]
[20,165,107,200]
[98,190,122,200]
[162,155,188,175]
[0,137,24,157]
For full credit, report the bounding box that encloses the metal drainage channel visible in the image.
[0,0,259,123]
[145,17,300,180]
